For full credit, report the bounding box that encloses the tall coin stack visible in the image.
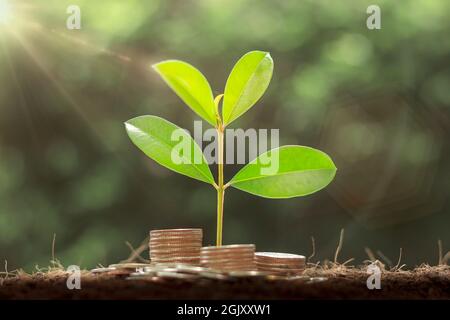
[255,252,306,276]
[200,244,256,271]
[149,229,203,265]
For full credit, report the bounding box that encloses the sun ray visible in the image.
[0,1,154,185]
[0,34,40,145]
[7,29,148,177]
[8,27,104,137]
[0,0,13,24]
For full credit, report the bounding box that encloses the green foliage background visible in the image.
[0,0,449,270]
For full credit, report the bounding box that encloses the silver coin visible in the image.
[308,277,328,283]
[150,229,203,238]
[156,271,199,280]
[199,271,229,280]
[255,252,306,262]
[144,266,180,273]
[159,267,179,273]
[227,271,268,278]
[175,265,209,274]
[144,263,179,271]
[128,271,157,277]
[126,275,161,281]
[109,263,150,269]
[202,258,254,263]
[286,275,310,281]
[91,267,116,274]
[201,244,255,251]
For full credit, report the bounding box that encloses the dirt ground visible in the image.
[1,265,449,300]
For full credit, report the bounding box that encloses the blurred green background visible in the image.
[0,0,449,271]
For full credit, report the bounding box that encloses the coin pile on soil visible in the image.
[200,244,256,271]
[91,263,150,277]
[149,229,203,265]
[255,252,306,276]
[90,263,313,283]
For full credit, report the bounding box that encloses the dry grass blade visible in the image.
[334,228,344,264]
[442,251,450,265]
[0,261,9,285]
[121,238,150,263]
[364,247,376,262]
[438,240,443,265]
[307,236,316,263]
[342,258,354,266]
[392,248,403,271]
[376,250,392,268]
[49,234,64,269]
[52,233,56,263]
[306,261,321,269]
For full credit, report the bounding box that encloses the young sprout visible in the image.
[125,51,337,246]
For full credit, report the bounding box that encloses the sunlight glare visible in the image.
[0,0,12,24]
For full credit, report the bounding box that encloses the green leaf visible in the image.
[125,115,214,184]
[152,60,217,126]
[228,146,336,199]
[222,51,274,126]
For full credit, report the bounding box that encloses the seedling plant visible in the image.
[125,51,337,246]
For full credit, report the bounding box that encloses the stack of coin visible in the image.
[149,229,203,265]
[200,244,256,271]
[255,252,306,276]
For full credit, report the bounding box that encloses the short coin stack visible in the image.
[149,229,203,265]
[200,244,256,271]
[255,252,305,276]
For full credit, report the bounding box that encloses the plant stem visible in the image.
[216,123,225,246]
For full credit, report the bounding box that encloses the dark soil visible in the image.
[1,265,449,300]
